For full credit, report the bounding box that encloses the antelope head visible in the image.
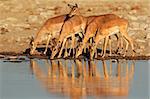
[68,3,80,17]
[30,36,36,54]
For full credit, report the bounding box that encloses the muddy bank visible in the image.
[0,52,150,61]
[0,0,150,56]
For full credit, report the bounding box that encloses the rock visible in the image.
[7,56,18,60]
[135,45,145,55]
[138,15,148,21]
[16,37,21,42]
[18,57,26,60]
[147,33,150,39]
[15,4,23,10]
[127,15,138,21]
[6,17,18,22]
[128,30,136,36]
[28,15,38,23]
[111,59,117,63]
[140,23,148,30]
[130,22,140,29]
[0,27,9,34]
[135,49,142,54]
[87,8,93,12]
[40,11,53,19]
[146,53,150,56]
[13,23,30,29]
[11,4,23,12]
[3,60,23,63]
[15,27,24,31]
[146,19,150,24]
[140,45,145,49]
[36,8,44,12]
[146,26,150,31]
[124,4,131,10]
[128,10,137,14]
[0,55,5,58]
[148,40,150,46]
[136,39,146,43]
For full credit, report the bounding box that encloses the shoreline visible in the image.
[0,52,150,60]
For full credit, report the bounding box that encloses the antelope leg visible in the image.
[50,44,60,59]
[108,36,112,56]
[44,35,51,55]
[58,38,67,58]
[101,36,109,58]
[64,39,69,58]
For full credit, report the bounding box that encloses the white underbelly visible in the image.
[108,26,119,36]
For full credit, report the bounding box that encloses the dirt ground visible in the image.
[0,0,150,56]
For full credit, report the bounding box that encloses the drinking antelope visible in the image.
[80,17,135,59]
[76,14,123,58]
[49,14,119,59]
[30,4,79,55]
[92,18,135,59]
[50,5,87,59]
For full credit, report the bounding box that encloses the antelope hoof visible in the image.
[123,54,126,57]
[108,53,112,56]
[95,55,98,59]
[43,51,47,55]
[64,53,68,58]
[50,54,55,59]
[76,53,80,58]
[31,50,41,55]
[50,56,54,59]
[90,56,93,60]
[57,55,62,58]
[102,55,105,58]
[115,49,119,54]
[132,50,136,57]
[100,53,103,57]
[64,55,67,58]
[75,55,78,58]
[30,52,33,55]
[90,53,94,59]
[30,50,34,55]
[90,56,94,60]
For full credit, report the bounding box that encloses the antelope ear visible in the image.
[75,3,78,7]
[67,4,73,8]
[29,36,34,45]
[31,36,34,42]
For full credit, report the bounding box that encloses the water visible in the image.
[0,58,149,99]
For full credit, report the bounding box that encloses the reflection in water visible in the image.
[30,59,135,99]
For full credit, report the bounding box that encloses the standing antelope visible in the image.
[30,4,79,55]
